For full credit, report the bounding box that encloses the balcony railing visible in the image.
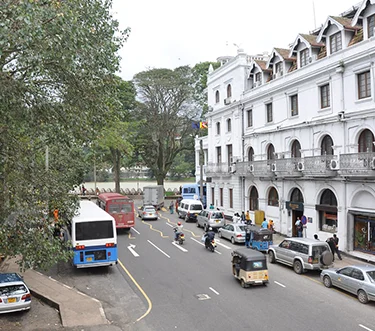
[205,152,375,179]
[339,152,375,177]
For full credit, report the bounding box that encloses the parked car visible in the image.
[178,199,203,222]
[197,210,226,231]
[218,224,246,244]
[0,273,31,314]
[268,237,333,274]
[321,265,375,304]
[137,205,158,220]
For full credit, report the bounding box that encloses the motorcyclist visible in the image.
[204,227,215,248]
[174,221,183,241]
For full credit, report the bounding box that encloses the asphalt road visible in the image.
[116,208,375,331]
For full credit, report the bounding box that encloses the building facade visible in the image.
[196,0,375,259]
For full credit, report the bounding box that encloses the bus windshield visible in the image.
[75,221,114,241]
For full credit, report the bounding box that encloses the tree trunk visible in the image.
[112,148,121,193]
[156,175,164,186]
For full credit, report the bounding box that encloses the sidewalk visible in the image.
[0,257,108,328]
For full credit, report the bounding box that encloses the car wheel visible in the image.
[240,279,246,288]
[218,231,222,238]
[196,221,200,228]
[358,290,369,304]
[231,237,236,244]
[185,215,189,222]
[204,224,208,232]
[268,251,276,263]
[323,275,332,288]
[293,260,303,274]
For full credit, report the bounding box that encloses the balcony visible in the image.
[205,162,231,176]
[235,160,274,179]
[272,158,303,178]
[301,155,336,177]
[338,152,375,178]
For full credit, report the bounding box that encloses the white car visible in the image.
[0,273,31,314]
[218,224,246,244]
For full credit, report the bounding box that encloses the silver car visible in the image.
[321,265,375,304]
[0,273,31,314]
[218,224,246,244]
[138,205,158,220]
[196,210,226,231]
[268,237,333,274]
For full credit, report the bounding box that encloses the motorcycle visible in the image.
[205,238,217,252]
[174,231,185,245]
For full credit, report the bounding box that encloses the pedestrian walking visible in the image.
[209,203,214,210]
[268,220,275,232]
[240,211,246,224]
[326,237,337,261]
[245,210,251,223]
[332,234,342,260]
[81,184,86,196]
[261,218,268,229]
[295,217,303,237]
[169,201,174,214]
[232,213,241,223]
[245,225,251,248]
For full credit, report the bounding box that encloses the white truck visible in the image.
[143,185,164,210]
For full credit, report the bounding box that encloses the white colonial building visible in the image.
[195,0,375,260]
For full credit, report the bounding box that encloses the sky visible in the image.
[111,0,362,81]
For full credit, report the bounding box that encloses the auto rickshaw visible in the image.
[231,248,269,288]
[249,225,273,252]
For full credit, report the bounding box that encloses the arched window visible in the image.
[215,90,220,103]
[227,118,231,132]
[291,140,301,158]
[268,187,279,206]
[248,147,254,162]
[267,144,275,160]
[227,84,232,98]
[249,186,259,211]
[321,135,334,155]
[317,189,338,233]
[358,129,375,152]
[290,188,304,203]
[216,122,221,135]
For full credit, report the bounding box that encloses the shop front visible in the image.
[353,214,375,255]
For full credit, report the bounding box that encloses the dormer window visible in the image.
[368,14,375,38]
[215,90,220,103]
[330,32,342,54]
[227,84,232,98]
[275,62,283,74]
[255,73,261,83]
[300,49,309,67]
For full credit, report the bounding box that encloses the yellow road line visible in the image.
[117,259,152,322]
[159,214,200,238]
[142,221,169,238]
[128,232,135,239]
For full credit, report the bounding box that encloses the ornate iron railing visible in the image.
[339,152,375,176]
[303,154,335,177]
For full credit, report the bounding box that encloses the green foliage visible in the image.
[132,67,198,186]
[0,0,127,270]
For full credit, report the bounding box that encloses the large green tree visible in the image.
[0,0,127,270]
[132,67,199,186]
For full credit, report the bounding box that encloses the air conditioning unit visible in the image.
[371,157,375,170]
[255,81,261,87]
[230,156,238,164]
[224,98,231,105]
[229,165,236,174]
[297,161,304,171]
[271,163,277,172]
[329,159,340,171]
[249,164,254,172]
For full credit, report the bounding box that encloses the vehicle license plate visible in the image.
[216,220,219,223]
[86,257,93,262]
[149,213,152,215]
[7,297,16,303]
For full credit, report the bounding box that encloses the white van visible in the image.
[177,199,203,222]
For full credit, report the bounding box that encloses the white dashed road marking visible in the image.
[172,241,188,252]
[147,240,171,258]
[359,324,373,331]
[274,281,286,288]
[209,287,220,295]
[131,227,140,235]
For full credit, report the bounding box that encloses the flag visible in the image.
[192,122,200,129]
[200,121,208,129]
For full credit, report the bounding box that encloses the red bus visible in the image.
[97,193,135,229]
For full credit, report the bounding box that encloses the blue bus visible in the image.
[71,200,118,268]
[181,183,207,208]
